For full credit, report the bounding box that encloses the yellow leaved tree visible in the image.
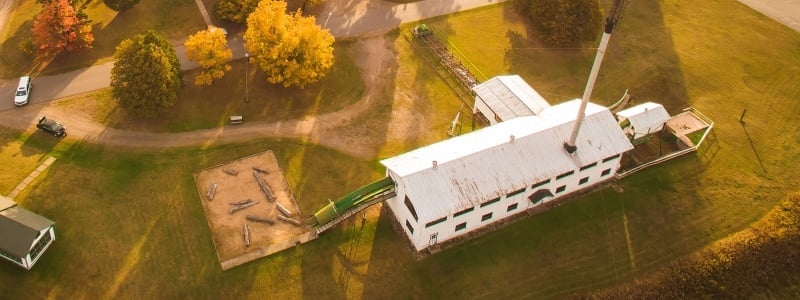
[184,28,233,86]
[243,0,334,88]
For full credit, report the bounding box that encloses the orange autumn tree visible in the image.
[32,0,94,57]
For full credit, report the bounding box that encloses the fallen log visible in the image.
[229,200,259,214]
[223,168,239,176]
[229,199,253,206]
[278,215,302,226]
[275,202,293,217]
[253,170,276,201]
[206,183,217,201]
[246,214,275,225]
[252,167,269,174]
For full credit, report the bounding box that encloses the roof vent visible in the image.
[432,160,438,169]
[510,134,515,143]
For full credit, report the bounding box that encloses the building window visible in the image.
[580,162,597,171]
[507,203,518,212]
[454,207,474,218]
[556,170,574,180]
[556,185,566,193]
[579,177,589,185]
[507,188,525,198]
[404,196,418,221]
[528,189,553,204]
[28,231,52,261]
[455,222,467,232]
[603,154,621,163]
[481,213,493,222]
[601,168,612,176]
[481,197,501,208]
[405,220,415,234]
[531,179,551,189]
[425,216,447,228]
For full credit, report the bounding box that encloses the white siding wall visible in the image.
[396,156,623,252]
[473,96,499,125]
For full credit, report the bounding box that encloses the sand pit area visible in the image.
[193,150,316,270]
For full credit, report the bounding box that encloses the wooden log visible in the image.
[253,171,276,201]
[246,214,275,225]
[252,167,269,174]
[206,183,217,201]
[243,224,250,247]
[229,201,259,214]
[275,202,292,217]
[229,199,253,206]
[223,168,238,176]
[278,215,302,226]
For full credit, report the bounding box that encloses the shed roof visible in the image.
[616,102,671,136]
[0,196,15,211]
[381,99,633,222]
[472,75,550,120]
[0,196,54,258]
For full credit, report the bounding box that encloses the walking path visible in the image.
[7,156,56,199]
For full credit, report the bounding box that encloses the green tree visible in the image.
[111,31,182,118]
[244,0,334,88]
[185,28,233,86]
[215,0,259,24]
[516,0,602,47]
[103,0,139,11]
[31,0,94,56]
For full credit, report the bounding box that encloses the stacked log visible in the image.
[229,199,253,206]
[246,214,275,225]
[253,170,276,201]
[278,215,302,226]
[243,224,250,247]
[230,200,258,214]
[206,183,218,201]
[275,202,292,217]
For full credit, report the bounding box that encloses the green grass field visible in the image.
[0,0,205,78]
[1,0,800,298]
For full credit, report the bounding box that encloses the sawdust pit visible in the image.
[193,150,316,270]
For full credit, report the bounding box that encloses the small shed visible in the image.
[615,102,671,142]
[0,196,55,270]
[472,75,550,125]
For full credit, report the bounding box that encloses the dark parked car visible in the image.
[36,116,67,137]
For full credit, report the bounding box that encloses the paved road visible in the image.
[0,0,506,111]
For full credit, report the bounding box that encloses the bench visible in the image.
[230,115,243,124]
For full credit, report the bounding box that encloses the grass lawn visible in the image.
[0,0,205,78]
[57,40,366,132]
[0,0,799,298]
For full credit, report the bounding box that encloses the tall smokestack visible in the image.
[564,0,626,154]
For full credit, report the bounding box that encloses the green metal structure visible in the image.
[310,177,395,227]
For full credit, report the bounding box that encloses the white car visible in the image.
[14,76,32,106]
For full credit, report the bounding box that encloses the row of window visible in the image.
[403,155,621,233]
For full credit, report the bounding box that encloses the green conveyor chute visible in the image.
[312,177,394,226]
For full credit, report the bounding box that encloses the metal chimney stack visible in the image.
[564,0,626,154]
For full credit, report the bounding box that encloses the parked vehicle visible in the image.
[36,116,66,137]
[14,76,32,106]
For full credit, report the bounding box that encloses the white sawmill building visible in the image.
[381,95,634,251]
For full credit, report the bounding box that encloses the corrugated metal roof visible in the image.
[616,102,671,135]
[381,99,633,222]
[0,205,54,258]
[472,75,550,120]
